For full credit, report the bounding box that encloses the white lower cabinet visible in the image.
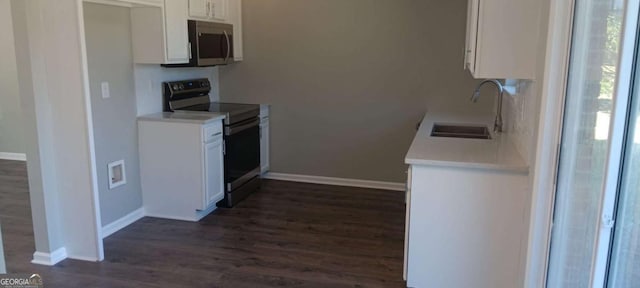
[259,105,270,174]
[404,164,528,288]
[203,137,224,209]
[403,166,411,281]
[139,118,225,221]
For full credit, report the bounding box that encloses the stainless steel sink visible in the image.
[430,124,492,140]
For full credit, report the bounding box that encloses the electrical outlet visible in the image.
[101,82,110,99]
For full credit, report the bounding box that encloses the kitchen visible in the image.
[2,0,625,287]
[83,0,509,229]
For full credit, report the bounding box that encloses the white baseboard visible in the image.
[0,152,26,161]
[101,207,145,239]
[263,172,406,191]
[31,247,67,266]
[66,255,101,262]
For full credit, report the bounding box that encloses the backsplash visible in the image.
[134,65,220,116]
[504,79,540,166]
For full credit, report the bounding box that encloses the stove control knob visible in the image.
[201,81,209,88]
[172,84,180,91]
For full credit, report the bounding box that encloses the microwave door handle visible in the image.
[223,30,231,63]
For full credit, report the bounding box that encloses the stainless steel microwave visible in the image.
[164,20,233,67]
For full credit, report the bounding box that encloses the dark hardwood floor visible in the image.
[0,159,406,287]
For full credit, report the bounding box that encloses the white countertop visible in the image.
[405,113,528,173]
[138,112,226,125]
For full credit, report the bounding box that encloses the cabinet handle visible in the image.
[207,2,211,17]
[223,30,231,63]
[188,42,192,60]
[211,132,222,137]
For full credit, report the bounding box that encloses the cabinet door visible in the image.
[260,119,269,174]
[464,0,479,74]
[403,166,412,281]
[211,0,228,21]
[204,138,225,209]
[164,0,190,63]
[189,0,211,20]
[123,0,163,7]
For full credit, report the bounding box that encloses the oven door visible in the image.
[224,118,260,191]
[194,21,233,66]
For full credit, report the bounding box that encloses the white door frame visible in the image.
[524,0,575,287]
[526,0,640,287]
[591,0,640,286]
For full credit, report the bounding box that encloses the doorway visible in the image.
[546,0,640,286]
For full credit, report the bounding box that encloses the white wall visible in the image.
[503,0,551,167]
[219,0,488,182]
[82,2,220,228]
[0,0,25,155]
[501,0,551,285]
[83,3,144,227]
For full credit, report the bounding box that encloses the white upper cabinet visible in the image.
[189,0,243,61]
[211,0,228,22]
[164,0,190,63]
[188,0,210,20]
[464,0,540,79]
[131,2,190,64]
[130,0,242,64]
[97,0,164,7]
[188,0,228,22]
[126,0,163,6]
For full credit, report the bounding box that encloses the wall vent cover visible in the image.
[108,160,127,190]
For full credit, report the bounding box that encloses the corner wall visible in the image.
[503,0,551,167]
[12,0,104,262]
[219,0,488,183]
[83,3,143,227]
[83,3,221,227]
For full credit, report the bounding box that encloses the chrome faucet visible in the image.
[471,79,504,133]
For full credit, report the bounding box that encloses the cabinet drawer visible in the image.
[203,122,223,143]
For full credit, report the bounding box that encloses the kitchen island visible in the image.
[403,113,529,288]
